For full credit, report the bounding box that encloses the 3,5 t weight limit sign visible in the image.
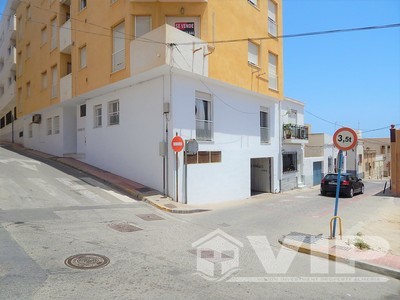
[333,127,358,151]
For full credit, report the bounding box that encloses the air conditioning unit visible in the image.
[32,114,41,124]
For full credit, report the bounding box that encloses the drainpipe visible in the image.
[278,100,282,193]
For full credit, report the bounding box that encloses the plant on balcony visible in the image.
[283,124,292,139]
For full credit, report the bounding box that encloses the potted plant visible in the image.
[283,124,292,139]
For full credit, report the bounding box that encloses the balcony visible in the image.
[59,19,72,54]
[8,47,16,71]
[283,124,309,144]
[60,73,72,102]
[131,24,209,76]
[8,15,16,41]
[0,81,16,113]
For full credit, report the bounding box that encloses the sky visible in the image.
[283,0,400,138]
[0,0,398,138]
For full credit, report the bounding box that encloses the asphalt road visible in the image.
[0,145,399,299]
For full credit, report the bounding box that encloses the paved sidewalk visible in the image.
[279,231,400,280]
[3,142,206,214]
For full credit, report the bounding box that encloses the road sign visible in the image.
[185,139,198,155]
[333,127,358,151]
[171,135,184,152]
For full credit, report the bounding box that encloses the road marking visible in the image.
[28,178,81,206]
[0,158,41,171]
[56,178,110,205]
[80,177,136,203]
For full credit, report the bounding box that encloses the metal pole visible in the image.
[332,150,343,238]
[175,151,178,202]
[184,141,188,204]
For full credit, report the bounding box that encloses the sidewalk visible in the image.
[279,231,400,280]
[3,142,207,214]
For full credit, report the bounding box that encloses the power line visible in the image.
[175,23,400,46]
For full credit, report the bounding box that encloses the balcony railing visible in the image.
[260,126,270,143]
[283,124,308,140]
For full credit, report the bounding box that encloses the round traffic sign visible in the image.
[333,127,358,151]
[171,135,184,152]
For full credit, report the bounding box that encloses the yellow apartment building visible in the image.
[15,0,283,118]
[7,0,285,204]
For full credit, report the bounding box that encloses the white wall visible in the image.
[84,76,165,192]
[169,71,280,204]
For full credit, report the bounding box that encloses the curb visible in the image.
[143,197,210,214]
[278,236,400,280]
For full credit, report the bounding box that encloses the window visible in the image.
[53,116,60,134]
[381,145,385,154]
[94,105,102,128]
[17,51,22,76]
[283,152,297,173]
[51,65,57,98]
[288,109,297,124]
[195,91,213,141]
[79,45,87,69]
[26,81,31,98]
[26,43,31,59]
[248,0,258,7]
[0,117,4,128]
[260,107,269,143]
[268,52,278,90]
[17,17,22,40]
[80,0,87,11]
[268,0,277,37]
[47,117,52,135]
[28,123,33,138]
[108,100,119,125]
[41,26,47,45]
[135,16,152,37]
[112,22,125,72]
[248,41,259,66]
[26,4,31,20]
[41,71,47,90]
[80,104,86,117]
[51,18,57,50]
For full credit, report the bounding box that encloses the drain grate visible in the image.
[331,245,352,251]
[108,223,142,232]
[64,253,110,270]
[136,214,164,221]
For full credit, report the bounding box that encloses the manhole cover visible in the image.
[136,214,164,221]
[108,223,142,232]
[64,254,110,270]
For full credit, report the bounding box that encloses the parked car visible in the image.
[320,173,364,198]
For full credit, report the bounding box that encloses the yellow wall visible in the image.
[16,0,283,117]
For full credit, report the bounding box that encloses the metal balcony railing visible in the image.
[283,124,309,140]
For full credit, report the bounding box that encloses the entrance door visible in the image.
[313,161,322,185]
[251,158,272,194]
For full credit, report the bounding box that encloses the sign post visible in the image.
[332,127,358,238]
[171,134,184,202]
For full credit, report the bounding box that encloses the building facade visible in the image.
[4,0,284,204]
[280,97,309,191]
[0,0,21,143]
[304,133,342,186]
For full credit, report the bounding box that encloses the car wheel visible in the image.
[348,188,354,198]
[321,190,326,196]
[360,185,364,194]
